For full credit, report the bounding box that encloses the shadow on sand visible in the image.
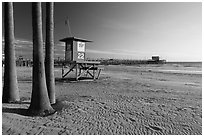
[55,77,95,84]
[2,107,30,116]
[17,79,32,83]
[2,101,56,117]
[2,106,57,117]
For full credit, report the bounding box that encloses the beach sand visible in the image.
[2,64,202,135]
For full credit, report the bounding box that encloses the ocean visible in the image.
[145,62,202,75]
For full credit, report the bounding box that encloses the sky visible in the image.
[2,2,202,61]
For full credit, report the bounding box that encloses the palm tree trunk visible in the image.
[3,2,20,103]
[29,2,55,116]
[45,2,55,104]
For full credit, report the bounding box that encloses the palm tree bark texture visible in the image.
[28,2,55,116]
[45,2,56,104]
[3,2,20,103]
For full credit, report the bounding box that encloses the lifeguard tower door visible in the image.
[65,40,73,61]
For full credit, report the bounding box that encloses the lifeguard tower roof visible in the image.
[59,37,93,43]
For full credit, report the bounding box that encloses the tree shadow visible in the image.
[17,79,32,83]
[55,77,75,83]
[2,106,56,117]
[2,107,30,116]
[55,77,94,84]
[51,100,65,112]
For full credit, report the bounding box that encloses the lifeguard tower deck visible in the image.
[59,37,102,81]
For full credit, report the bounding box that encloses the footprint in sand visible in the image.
[145,124,163,132]
[128,117,136,122]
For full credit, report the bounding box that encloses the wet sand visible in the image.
[2,64,202,135]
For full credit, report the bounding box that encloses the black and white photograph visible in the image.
[1,1,202,135]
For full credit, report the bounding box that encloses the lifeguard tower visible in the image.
[60,37,102,81]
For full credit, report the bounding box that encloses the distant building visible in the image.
[147,55,166,64]
[152,56,160,61]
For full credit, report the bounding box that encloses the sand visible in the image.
[2,64,202,135]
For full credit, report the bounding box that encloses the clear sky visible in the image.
[2,2,202,61]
